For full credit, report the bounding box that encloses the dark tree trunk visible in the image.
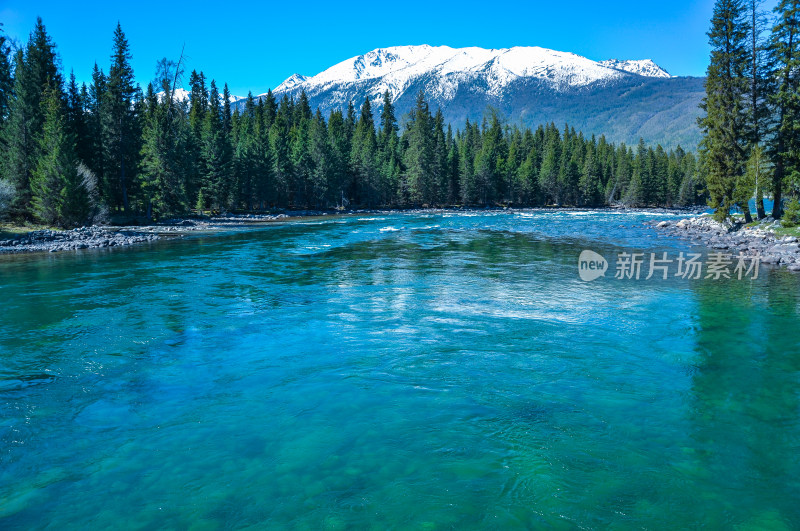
[742,202,753,223]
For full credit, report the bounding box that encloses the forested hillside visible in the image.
[0,20,706,228]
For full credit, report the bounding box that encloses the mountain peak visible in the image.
[275,73,309,92]
[275,44,673,102]
[598,59,671,78]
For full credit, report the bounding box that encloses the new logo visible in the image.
[578,250,608,282]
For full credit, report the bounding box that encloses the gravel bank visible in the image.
[653,215,800,271]
[0,213,313,255]
[0,226,162,254]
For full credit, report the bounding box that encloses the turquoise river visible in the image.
[1,211,799,529]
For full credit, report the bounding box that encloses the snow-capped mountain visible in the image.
[597,59,671,78]
[263,44,701,148]
[273,45,672,103]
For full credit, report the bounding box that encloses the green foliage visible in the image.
[1,17,62,218]
[139,66,191,219]
[102,23,139,212]
[765,0,800,218]
[30,86,88,227]
[699,0,751,221]
[783,197,800,227]
[0,23,13,128]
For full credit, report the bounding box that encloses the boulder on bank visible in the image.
[653,215,800,271]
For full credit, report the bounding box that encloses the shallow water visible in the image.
[1,211,799,529]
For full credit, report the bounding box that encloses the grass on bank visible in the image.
[0,221,58,240]
[736,217,800,238]
[770,225,800,238]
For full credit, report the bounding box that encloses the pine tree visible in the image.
[625,139,648,206]
[474,112,506,205]
[187,70,208,205]
[103,23,138,212]
[30,86,88,227]
[539,126,561,205]
[139,61,189,219]
[458,119,478,204]
[65,71,90,164]
[200,80,234,211]
[783,197,800,226]
[351,98,378,206]
[291,106,313,207]
[766,0,800,218]
[579,140,603,206]
[378,91,401,205]
[0,23,13,128]
[699,0,751,221]
[746,0,770,218]
[678,152,702,206]
[1,18,63,218]
[403,92,435,205]
[326,109,350,207]
[234,93,256,208]
[86,64,107,191]
[270,96,293,206]
[445,126,460,204]
[309,109,330,208]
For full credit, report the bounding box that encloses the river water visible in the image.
[1,211,799,529]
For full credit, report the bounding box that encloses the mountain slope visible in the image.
[267,45,703,149]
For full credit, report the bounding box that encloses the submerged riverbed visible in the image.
[1,210,799,529]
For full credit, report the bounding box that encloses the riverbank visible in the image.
[653,215,800,271]
[0,213,303,254]
[2,207,706,255]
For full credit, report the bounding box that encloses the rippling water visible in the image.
[1,211,799,529]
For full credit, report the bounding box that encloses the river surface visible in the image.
[1,210,799,529]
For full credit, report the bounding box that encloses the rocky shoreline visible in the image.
[653,215,800,271]
[0,226,161,254]
[6,209,799,269]
[0,213,300,255]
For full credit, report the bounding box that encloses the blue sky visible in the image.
[0,0,779,96]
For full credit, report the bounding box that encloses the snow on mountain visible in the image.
[272,45,673,103]
[159,87,191,103]
[597,59,671,78]
[243,44,700,149]
[275,73,308,92]
[157,87,246,105]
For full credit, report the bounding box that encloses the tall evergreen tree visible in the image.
[699,0,752,221]
[0,23,14,129]
[474,112,507,205]
[766,0,800,218]
[327,109,350,207]
[746,0,770,218]
[309,109,331,208]
[200,80,233,211]
[30,85,88,227]
[103,23,138,212]
[86,64,107,189]
[403,92,435,205]
[139,60,189,219]
[1,18,62,218]
[351,98,378,206]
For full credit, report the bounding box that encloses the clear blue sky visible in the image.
[0,0,779,96]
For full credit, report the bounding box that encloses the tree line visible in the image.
[700,0,800,223]
[0,19,707,228]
